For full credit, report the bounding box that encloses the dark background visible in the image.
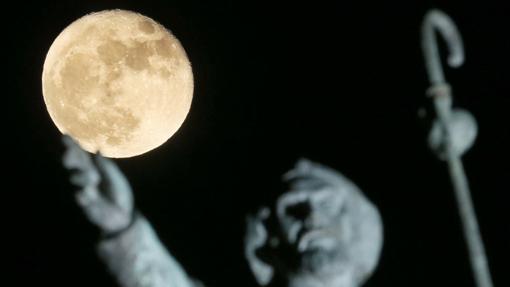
[5,0,509,286]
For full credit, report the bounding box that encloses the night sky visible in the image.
[6,1,509,286]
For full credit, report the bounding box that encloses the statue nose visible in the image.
[285,201,312,221]
[303,208,327,229]
[285,199,327,229]
[304,214,317,229]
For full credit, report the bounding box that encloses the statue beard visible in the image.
[298,245,349,276]
[284,246,354,287]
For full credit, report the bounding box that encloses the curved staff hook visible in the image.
[422,9,464,85]
[421,9,494,287]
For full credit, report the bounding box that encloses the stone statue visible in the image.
[62,135,383,287]
[245,159,383,287]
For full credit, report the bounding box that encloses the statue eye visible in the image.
[285,202,310,220]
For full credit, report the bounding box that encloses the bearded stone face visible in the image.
[245,159,383,287]
[276,176,354,280]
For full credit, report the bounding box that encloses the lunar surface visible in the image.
[42,10,193,158]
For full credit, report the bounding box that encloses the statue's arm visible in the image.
[62,136,202,287]
[97,212,202,287]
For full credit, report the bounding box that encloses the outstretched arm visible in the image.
[62,135,202,287]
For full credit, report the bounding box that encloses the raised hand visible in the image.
[62,135,134,235]
[245,207,274,286]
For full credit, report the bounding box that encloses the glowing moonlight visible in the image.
[42,10,193,158]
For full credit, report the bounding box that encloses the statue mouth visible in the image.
[297,229,336,252]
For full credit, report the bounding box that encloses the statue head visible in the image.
[245,159,383,287]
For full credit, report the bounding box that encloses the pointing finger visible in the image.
[62,135,94,170]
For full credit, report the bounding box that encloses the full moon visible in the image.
[42,10,193,158]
